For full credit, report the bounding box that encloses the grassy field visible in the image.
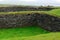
[0,9,60,40]
[0,26,60,40]
[0,26,49,40]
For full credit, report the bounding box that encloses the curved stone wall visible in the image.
[36,14,60,32]
[0,13,60,32]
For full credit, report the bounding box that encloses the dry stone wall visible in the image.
[0,14,36,28]
[0,7,54,12]
[36,14,60,32]
[0,13,60,32]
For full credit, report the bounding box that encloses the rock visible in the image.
[0,13,60,32]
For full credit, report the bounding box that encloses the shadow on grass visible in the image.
[0,25,50,39]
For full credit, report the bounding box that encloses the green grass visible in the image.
[0,32,60,40]
[0,26,49,40]
[21,32,60,40]
[0,26,60,40]
[48,9,60,17]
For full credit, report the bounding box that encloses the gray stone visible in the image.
[0,13,60,32]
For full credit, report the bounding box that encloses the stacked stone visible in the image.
[0,14,36,28]
[0,13,60,32]
[37,14,60,32]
